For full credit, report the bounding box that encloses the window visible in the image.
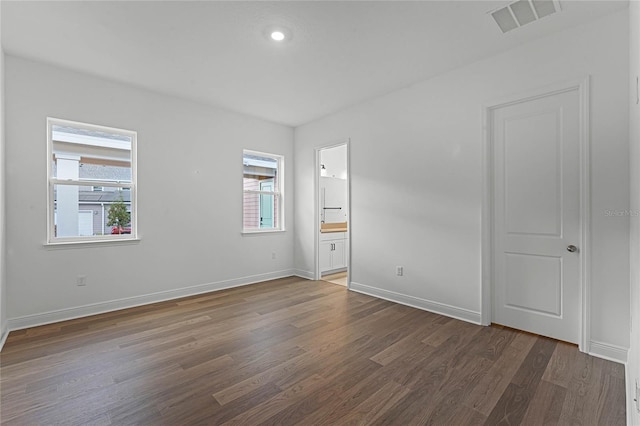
[243,150,284,232]
[47,118,137,243]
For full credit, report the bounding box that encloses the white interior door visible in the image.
[259,179,274,228]
[492,88,581,344]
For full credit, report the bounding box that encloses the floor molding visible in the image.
[0,325,8,352]
[350,281,482,325]
[589,340,628,364]
[294,269,315,280]
[6,269,297,333]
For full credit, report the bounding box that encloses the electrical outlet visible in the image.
[396,266,403,276]
[76,275,87,286]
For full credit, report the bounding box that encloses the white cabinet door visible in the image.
[332,240,346,269]
[319,241,333,273]
[319,234,348,274]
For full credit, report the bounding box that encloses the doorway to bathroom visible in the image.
[315,141,350,287]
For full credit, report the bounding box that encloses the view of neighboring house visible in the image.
[71,185,131,236]
[242,152,280,230]
[51,124,133,237]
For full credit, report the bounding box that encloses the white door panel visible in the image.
[493,89,580,344]
[504,253,562,316]
[504,110,562,236]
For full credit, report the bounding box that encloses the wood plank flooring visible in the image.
[0,277,626,425]
[321,271,348,286]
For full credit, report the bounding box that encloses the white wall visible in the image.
[320,144,348,223]
[5,56,294,327]
[0,1,7,347]
[320,177,348,223]
[628,0,640,422]
[320,144,347,180]
[295,10,630,358]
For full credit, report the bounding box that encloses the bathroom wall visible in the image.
[320,145,348,224]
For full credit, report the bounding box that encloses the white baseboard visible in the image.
[0,324,8,352]
[7,269,297,333]
[322,267,347,276]
[294,269,315,280]
[589,340,628,364]
[350,281,482,325]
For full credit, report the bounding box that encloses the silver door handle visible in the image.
[567,245,578,253]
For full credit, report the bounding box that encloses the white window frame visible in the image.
[242,149,285,234]
[46,117,138,244]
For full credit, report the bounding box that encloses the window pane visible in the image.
[51,124,132,181]
[54,184,132,237]
[243,153,278,190]
[242,150,283,231]
[243,191,279,230]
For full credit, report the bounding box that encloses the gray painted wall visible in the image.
[294,10,630,358]
[0,1,7,345]
[627,1,640,422]
[5,56,294,325]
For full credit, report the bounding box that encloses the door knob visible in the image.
[567,245,578,253]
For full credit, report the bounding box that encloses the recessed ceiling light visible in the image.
[264,26,292,43]
[270,31,285,41]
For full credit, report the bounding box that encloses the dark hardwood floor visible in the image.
[0,277,626,425]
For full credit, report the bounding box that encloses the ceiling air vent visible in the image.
[490,0,561,33]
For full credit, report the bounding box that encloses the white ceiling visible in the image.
[1,1,627,127]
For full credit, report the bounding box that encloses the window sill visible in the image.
[242,229,286,235]
[44,237,141,249]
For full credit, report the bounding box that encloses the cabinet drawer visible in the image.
[320,231,346,241]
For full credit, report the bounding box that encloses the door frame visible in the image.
[314,139,351,288]
[481,77,591,353]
